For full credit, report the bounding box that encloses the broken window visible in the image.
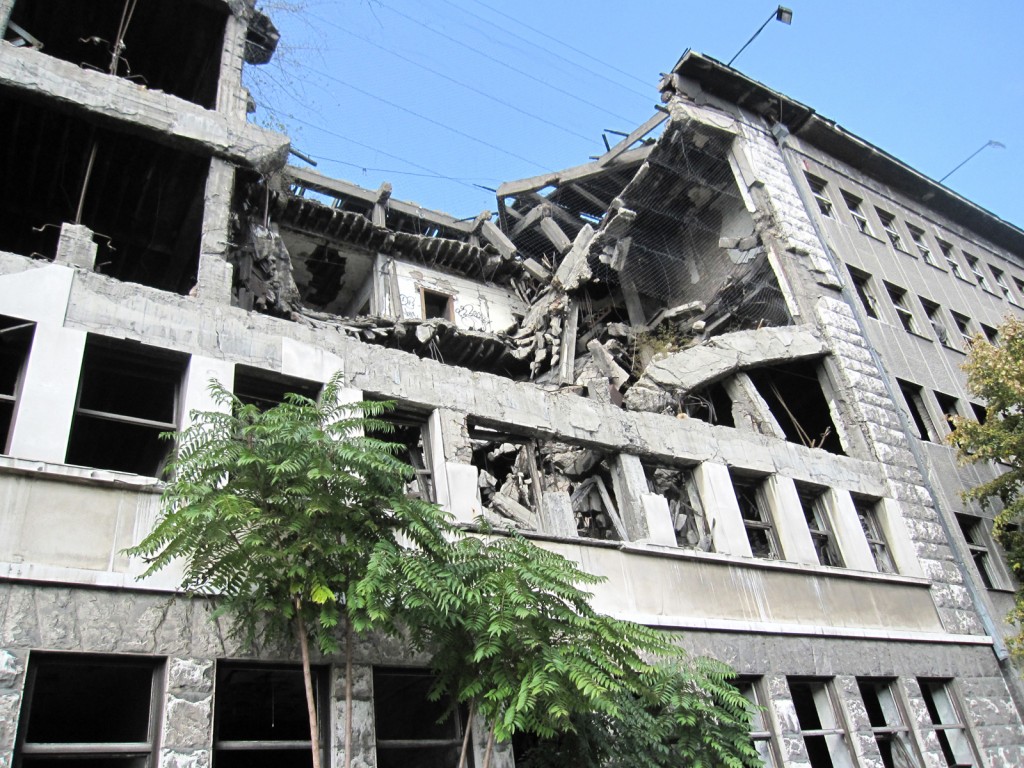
[1014,277,1024,303]
[65,336,187,476]
[564,455,625,541]
[796,484,844,568]
[643,462,713,550]
[885,283,918,334]
[233,366,322,411]
[919,298,950,345]
[853,496,896,574]
[841,191,872,235]
[215,663,326,768]
[0,94,209,294]
[875,209,906,252]
[934,392,960,433]
[0,315,35,453]
[906,224,935,266]
[917,679,980,767]
[373,667,467,768]
[744,360,845,455]
[848,267,880,320]
[939,240,966,280]
[787,678,855,768]
[963,253,991,292]
[421,288,454,321]
[365,404,436,503]
[990,266,1017,304]
[857,678,921,768]
[732,474,779,559]
[681,380,734,427]
[950,312,974,348]
[469,424,540,530]
[8,0,226,108]
[16,653,161,766]
[735,677,780,767]
[896,379,936,443]
[805,174,834,219]
[956,514,996,590]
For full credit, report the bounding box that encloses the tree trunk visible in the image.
[345,617,354,768]
[482,721,497,768]
[294,600,322,768]
[458,699,476,768]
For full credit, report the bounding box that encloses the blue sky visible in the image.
[250,1,1024,228]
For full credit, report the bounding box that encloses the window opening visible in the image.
[853,497,896,574]
[917,679,979,767]
[885,283,918,334]
[468,424,541,530]
[990,267,1016,304]
[233,367,322,412]
[963,254,991,291]
[896,379,936,442]
[970,403,987,425]
[681,380,734,427]
[65,337,187,476]
[744,360,845,455]
[806,174,834,218]
[365,403,435,503]
[857,678,921,768]
[956,514,995,590]
[0,315,35,453]
[934,392,960,433]
[421,288,455,321]
[787,678,855,768]
[735,678,780,767]
[950,312,974,348]
[875,209,906,252]
[907,224,935,266]
[849,267,879,320]
[16,653,161,767]
[841,191,871,235]
[938,241,966,279]
[732,474,779,559]
[797,484,844,567]
[214,663,326,768]
[373,667,468,768]
[980,323,999,345]
[1014,277,1024,302]
[643,462,713,550]
[919,299,949,345]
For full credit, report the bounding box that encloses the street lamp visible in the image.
[728,6,793,67]
[939,140,1006,184]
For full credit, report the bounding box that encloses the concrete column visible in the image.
[158,658,214,768]
[540,491,579,538]
[216,14,249,119]
[762,475,818,565]
[879,498,926,578]
[53,223,98,270]
[194,159,236,304]
[609,453,650,542]
[8,324,86,463]
[826,489,878,572]
[179,356,235,428]
[0,648,27,768]
[0,1,14,34]
[692,461,751,557]
[427,409,451,509]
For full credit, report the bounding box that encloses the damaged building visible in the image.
[2,2,1024,765]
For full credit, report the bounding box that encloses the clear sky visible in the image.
[250,0,1024,229]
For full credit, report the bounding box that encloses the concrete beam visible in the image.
[0,45,289,172]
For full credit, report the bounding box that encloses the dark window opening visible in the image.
[853,496,896,574]
[468,424,540,527]
[884,283,917,334]
[7,0,226,108]
[643,462,712,551]
[682,381,734,427]
[233,366,322,412]
[16,653,160,766]
[421,289,454,321]
[950,312,974,348]
[935,392,960,432]
[796,484,843,567]
[373,667,469,768]
[849,268,879,320]
[896,379,935,442]
[980,323,999,345]
[970,403,987,425]
[918,679,978,767]
[302,244,347,308]
[788,678,853,768]
[215,664,326,768]
[733,474,779,559]
[65,337,187,476]
[744,360,844,455]
[956,514,995,590]
[0,315,35,453]
[857,678,920,768]
[920,298,949,345]
[0,94,209,295]
[735,678,779,767]
[365,405,435,503]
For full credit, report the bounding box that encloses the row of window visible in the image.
[13,653,983,768]
[807,173,1023,306]
[849,266,1002,353]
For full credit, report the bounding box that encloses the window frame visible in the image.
[949,311,975,349]
[787,677,856,768]
[0,315,35,454]
[989,266,1017,304]
[849,267,880,320]
[420,287,455,321]
[906,224,935,266]
[373,666,468,767]
[897,379,937,442]
[733,474,781,560]
[797,484,844,568]
[853,496,896,574]
[857,677,923,768]
[963,253,992,292]
[875,208,907,252]
[919,298,950,346]
[884,283,918,334]
[841,190,872,235]
[805,174,834,219]
[917,678,982,768]
[735,677,782,767]
[955,514,1000,590]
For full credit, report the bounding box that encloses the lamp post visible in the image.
[939,140,1006,184]
[728,6,793,67]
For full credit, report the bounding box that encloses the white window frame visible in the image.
[917,679,981,767]
[939,240,966,279]
[876,208,906,252]
[857,678,923,768]
[853,497,896,574]
[885,283,918,334]
[733,474,781,560]
[964,253,992,291]
[788,678,856,768]
[736,677,782,767]
[841,191,871,235]
[907,224,935,265]
[806,174,834,219]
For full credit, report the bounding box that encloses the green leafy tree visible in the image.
[355,532,760,768]
[948,316,1024,652]
[127,374,453,768]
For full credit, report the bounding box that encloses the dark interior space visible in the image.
[746,360,845,455]
[7,0,226,109]
[234,366,322,411]
[0,315,35,452]
[0,92,209,294]
[373,667,466,768]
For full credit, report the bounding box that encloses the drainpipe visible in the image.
[769,121,1012,664]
